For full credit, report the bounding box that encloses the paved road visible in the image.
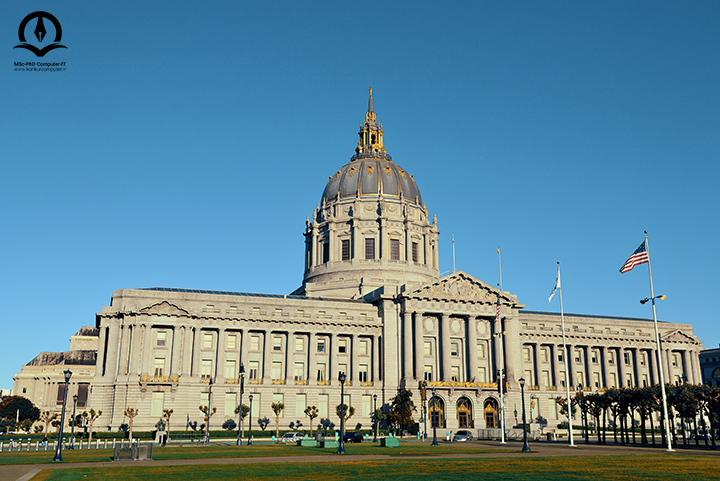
[4,440,719,481]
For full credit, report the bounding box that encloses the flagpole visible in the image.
[557,262,575,447]
[495,283,506,445]
[452,233,456,273]
[498,247,503,292]
[645,232,674,452]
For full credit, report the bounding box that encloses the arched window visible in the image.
[429,396,445,429]
[484,398,499,428]
[457,397,473,428]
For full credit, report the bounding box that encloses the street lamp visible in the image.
[422,381,428,440]
[248,395,253,445]
[69,394,78,449]
[52,369,72,462]
[430,387,439,446]
[204,378,213,444]
[337,372,347,454]
[519,377,530,452]
[373,393,378,443]
[236,363,245,446]
[640,295,665,305]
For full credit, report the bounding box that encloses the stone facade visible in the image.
[700,345,720,387]
[12,90,702,435]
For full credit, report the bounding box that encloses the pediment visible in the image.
[407,271,519,306]
[138,301,190,316]
[661,329,699,344]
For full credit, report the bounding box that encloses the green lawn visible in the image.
[28,455,720,481]
[0,441,515,465]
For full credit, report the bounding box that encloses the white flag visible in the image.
[547,270,561,303]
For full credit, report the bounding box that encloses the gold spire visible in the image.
[355,87,387,159]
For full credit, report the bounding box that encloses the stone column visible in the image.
[104,323,121,379]
[649,348,659,385]
[503,315,520,383]
[285,330,296,384]
[664,349,672,383]
[96,325,108,377]
[216,328,227,381]
[350,334,359,384]
[170,326,181,376]
[192,328,202,377]
[263,331,272,381]
[403,311,413,380]
[682,350,692,384]
[565,343,574,387]
[551,344,560,387]
[141,322,153,377]
[618,348,627,387]
[331,332,339,380]
[601,346,611,388]
[117,325,130,376]
[308,332,317,382]
[373,335,380,382]
[467,317,478,383]
[240,329,248,373]
[533,343,542,387]
[182,327,194,377]
[415,316,425,383]
[440,313,451,382]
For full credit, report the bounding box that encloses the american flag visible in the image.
[620,240,649,274]
[495,294,501,322]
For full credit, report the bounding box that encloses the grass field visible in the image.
[25,455,720,481]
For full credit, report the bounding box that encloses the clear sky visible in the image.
[1,1,718,389]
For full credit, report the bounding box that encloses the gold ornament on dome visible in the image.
[366,165,374,175]
[384,167,392,175]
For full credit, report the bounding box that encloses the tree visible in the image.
[82,409,102,444]
[336,404,355,425]
[304,405,319,436]
[124,408,139,440]
[162,409,174,435]
[199,405,217,432]
[0,396,40,425]
[258,417,270,431]
[39,411,58,435]
[234,404,250,439]
[271,402,285,440]
[222,419,237,430]
[386,388,416,434]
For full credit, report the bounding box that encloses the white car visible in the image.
[280,432,306,444]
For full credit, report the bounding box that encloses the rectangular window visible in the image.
[227,334,237,350]
[390,239,400,260]
[296,394,306,418]
[359,339,368,356]
[593,372,600,388]
[318,394,328,418]
[359,364,368,382]
[363,395,372,417]
[610,372,617,388]
[479,367,486,383]
[541,347,548,363]
[478,343,486,359]
[412,242,419,263]
[295,337,304,352]
[523,347,531,362]
[338,363,348,378]
[451,342,459,357]
[317,338,326,353]
[672,354,678,367]
[424,341,432,356]
[575,349,582,363]
[524,369,533,385]
[591,350,598,364]
[542,370,550,387]
[339,339,347,354]
[56,383,66,405]
[154,358,165,377]
[560,371,566,387]
[322,240,330,263]
[317,363,326,382]
[156,331,167,347]
[249,361,259,380]
[77,384,89,408]
[272,361,283,380]
[201,359,212,377]
[273,336,282,351]
[225,360,236,379]
[274,308,283,317]
[225,392,236,417]
[365,238,375,260]
[202,333,213,350]
[608,351,615,365]
[576,372,584,386]
[250,393,260,418]
[151,392,164,418]
[424,365,433,382]
[640,352,646,366]
[451,366,460,382]
[624,352,631,365]
[642,374,649,387]
[626,373,633,386]
[294,362,304,381]
[558,351,564,362]
[341,239,350,261]
[250,335,260,351]
[273,393,284,417]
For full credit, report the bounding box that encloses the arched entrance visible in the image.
[429,396,445,428]
[484,398,499,428]
[457,397,473,428]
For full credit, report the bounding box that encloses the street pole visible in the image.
[431,388,439,446]
[204,378,213,444]
[69,395,77,449]
[372,394,378,443]
[338,372,347,454]
[236,363,245,446]
[248,395,253,445]
[52,369,72,462]
[520,378,530,452]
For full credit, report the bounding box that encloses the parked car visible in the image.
[342,431,364,443]
[453,430,473,442]
[280,432,306,444]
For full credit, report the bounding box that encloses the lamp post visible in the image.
[69,394,78,449]
[236,363,245,446]
[373,393,378,443]
[430,387,439,446]
[421,381,428,440]
[248,395,253,445]
[52,369,72,462]
[204,378,213,444]
[519,377,530,452]
[337,372,347,454]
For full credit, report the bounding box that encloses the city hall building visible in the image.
[14,90,703,434]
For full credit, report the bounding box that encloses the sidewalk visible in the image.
[4,439,719,481]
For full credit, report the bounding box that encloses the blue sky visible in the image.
[1,1,718,389]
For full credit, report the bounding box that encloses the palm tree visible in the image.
[234,404,249,439]
[271,402,285,440]
[124,408,139,441]
[81,409,102,444]
[304,405,319,437]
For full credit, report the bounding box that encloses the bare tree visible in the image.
[304,405,319,436]
[82,409,103,444]
[124,408,139,441]
[271,402,285,440]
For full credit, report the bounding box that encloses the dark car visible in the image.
[342,431,363,443]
